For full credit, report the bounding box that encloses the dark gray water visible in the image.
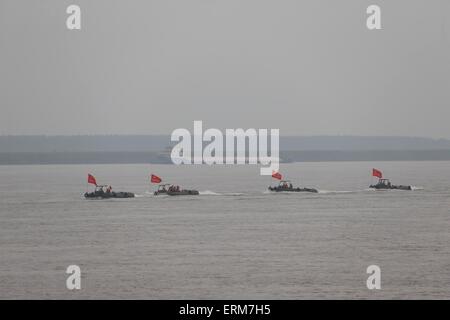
[0,161,449,299]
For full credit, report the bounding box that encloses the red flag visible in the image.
[372,168,382,179]
[87,174,97,186]
[151,174,162,184]
[272,172,282,180]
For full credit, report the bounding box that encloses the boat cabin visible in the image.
[157,184,171,192]
[377,178,391,186]
[94,185,112,193]
[278,180,293,188]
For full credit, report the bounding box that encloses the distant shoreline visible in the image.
[1,150,450,165]
[2,135,450,165]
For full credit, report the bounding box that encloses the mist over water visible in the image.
[0,161,449,299]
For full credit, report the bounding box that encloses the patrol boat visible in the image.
[154,184,199,196]
[84,185,135,199]
[268,180,318,193]
[369,178,412,191]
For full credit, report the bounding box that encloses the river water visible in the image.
[0,161,449,299]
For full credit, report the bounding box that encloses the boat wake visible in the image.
[136,186,422,198]
[223,192,245,196]
[134,194,146,198]
[198,191,247,196]
[317,190,354,194]
[199,190,220,195]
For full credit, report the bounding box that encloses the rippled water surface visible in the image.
[0,161,449,299]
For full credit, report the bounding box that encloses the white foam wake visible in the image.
[199,190,220,195]
[317,190,354,194]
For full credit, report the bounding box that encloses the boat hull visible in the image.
[84,191,135,199]
[166,190,199,196]
[369,184,412,191]
[268,186,318,193]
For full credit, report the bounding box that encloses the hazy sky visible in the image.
[1,0,449,137]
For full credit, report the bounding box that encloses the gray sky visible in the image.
[1,0,449,137]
